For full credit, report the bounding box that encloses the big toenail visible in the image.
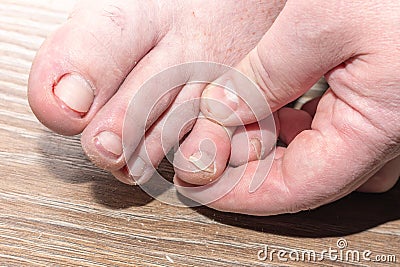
[54,74,94,115]
[95,131,123,156]
[203,80,239,121]
[188,151,216,174]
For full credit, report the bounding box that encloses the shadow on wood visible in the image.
[37,131,400,237]
[194,180,400,238]
[37,131,155,208]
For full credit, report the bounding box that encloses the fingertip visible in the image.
[301,96,322,117]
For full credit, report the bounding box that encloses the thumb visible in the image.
[201,1,355,126]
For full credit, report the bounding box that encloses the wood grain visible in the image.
[0,1,399,266]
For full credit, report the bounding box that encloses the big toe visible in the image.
[28,0,162,135]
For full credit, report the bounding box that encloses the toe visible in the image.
[80,44,189,170]
[124,83,204,185]
[28,0,164,135]
[174,118,233,185]
[230,114,277,167]
[200,72,271,127]
[81,61,235,172]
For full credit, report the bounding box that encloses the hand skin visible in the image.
[176,0,400,215]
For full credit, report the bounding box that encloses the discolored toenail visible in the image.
[202,80,239,121]
[188,151,216,174]
[54,74,94,116]
[250,138,263,160]
[95,131,123,157]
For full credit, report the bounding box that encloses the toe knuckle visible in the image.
[102,3,127,32]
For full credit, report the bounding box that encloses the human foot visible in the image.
[28,0,285,184]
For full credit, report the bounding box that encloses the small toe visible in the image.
[230,114,277,167]
[126,83,204,185]
[80,44,189,170]
[174,118,233,185]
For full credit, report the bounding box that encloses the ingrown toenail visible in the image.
[54,74,94,115]
[188,151,216,174]
[95,131,123,156]
[203,80,239,121]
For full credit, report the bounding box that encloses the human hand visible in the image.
[174,0,400,215]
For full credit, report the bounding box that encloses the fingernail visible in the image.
[203,80,239,120]
[54,74,94,114]
[95,131,123,156]
[188,151,216,174]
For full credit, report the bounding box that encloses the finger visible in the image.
[175,90,398,215]
[277,107,312,145]
[200,1,356,126]
[301,96,322,118]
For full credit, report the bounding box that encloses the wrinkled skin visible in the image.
[176,0,400,215]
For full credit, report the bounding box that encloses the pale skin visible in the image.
[29,0,285,183]
[29,0,399,216]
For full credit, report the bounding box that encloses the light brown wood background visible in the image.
[0,0,399,266]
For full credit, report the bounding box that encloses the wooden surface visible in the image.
[0,1,399,266]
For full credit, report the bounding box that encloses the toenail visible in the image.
[250,138,263,160]
[188,151,216,174]
[129,157,147,179]
[203,80,239,120]
[95,131,123,156]
[54,74,94,115]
